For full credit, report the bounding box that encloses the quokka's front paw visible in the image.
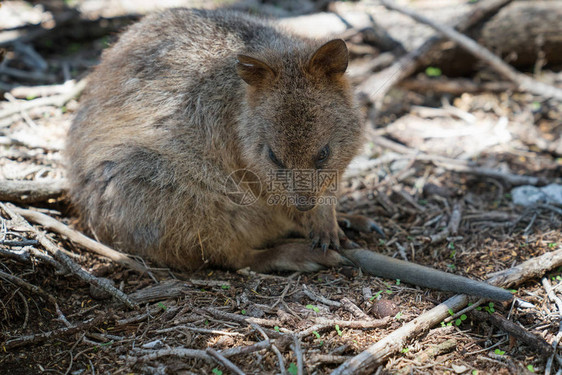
[309,221,340,253]
[307,208,341,253]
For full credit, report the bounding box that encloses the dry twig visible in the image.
[1,203,137,309]
[0,79,87,120]
[3,315,106,349]
[471,309,554,357]
[207,348,246,375]
[11,206,148,274]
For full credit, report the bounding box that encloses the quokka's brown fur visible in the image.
[66,8,372,272]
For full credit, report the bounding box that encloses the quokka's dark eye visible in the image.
[268,147,284,168]
[316,144,330,164]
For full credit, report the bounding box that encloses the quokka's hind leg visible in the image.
[337,213,385,237]
[242,239,349,273]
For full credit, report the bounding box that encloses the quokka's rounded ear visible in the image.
[236,55,276,86]
[308,39,349,78]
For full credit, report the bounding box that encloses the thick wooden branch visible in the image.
[0,179,67,204]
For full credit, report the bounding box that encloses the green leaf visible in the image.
[425,66,442,77]
[221,284,230,290]
[527,364,535,372]
[274,326,280,332]
[401,347,409,354]
[455,318,462,326]
[494,349,505,355]
[288,363,298,375]
[448,309,454,316]
[531,101,541,111]
[313,331,321,339]
[212,368,223,375]
[335,324,343,336]
[306,304,320,313]
[396,279,401,286]
[395,312,403,320]
[241,309,246,315]
[157,302,167,311]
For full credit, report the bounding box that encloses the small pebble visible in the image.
[371,299,399,318]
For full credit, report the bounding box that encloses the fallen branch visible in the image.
[10,80,83,99]
[199,307,282,328]
[487,246,562,288]
[341,297,372,321]
[1,203,137,309]
[207,348,246,375]
[0,179,67,204]
[0,269,58,306]
[291,335,304,375]
[12,206,149,274]
[134,339,272,363]
[425,200,462,243]
[3,315,105,349]
[302,284,341,307]
[399,77,516,95]
[0,246,63,272]
[380,0,562,101]
[471,309,554,357]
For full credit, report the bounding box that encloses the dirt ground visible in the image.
[1,0,561,374]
